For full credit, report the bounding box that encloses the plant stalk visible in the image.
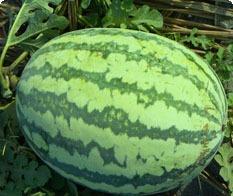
[68,0,78,30]
[162,28,233,39]
[0,45,12,98]
[3,51,29,74]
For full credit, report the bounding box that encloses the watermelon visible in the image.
[16,28,228,195]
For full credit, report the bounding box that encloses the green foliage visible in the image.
[81,0,93,9]
[0,101,80,195]
[171,28,214,50]
[166,29,214,51]
[0,0,69,98]
[0,101,20,158]
[205,44,233,82]
[102,0,135,28]
[78,0,163,31]
[179,28,214,50]
[229,93,233,106]
[102,0,163,31]
[81,0,111,10]
[4,0,68,49]
[78,0,111,27]
[215,143,233,195]
[0,101,18,133]
[67,181,79,196]
[167,29,233,85]
[129,5,163,31]
[0,102,51,195]
[0,147,51,195]
[19,30,61,54]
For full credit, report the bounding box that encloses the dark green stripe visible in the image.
[17,86,219,145]
[22,62,221,125]
[26,40,222,117]
[48,27,226,119]
[21,61,221,125]
[17,101,127,168]
[19,110,220,190]
[49,27,225,104]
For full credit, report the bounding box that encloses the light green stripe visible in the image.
[25,49,215,111]
[24,135,217,195]
[25,43,225,121]
[27,28,226,121]
[19,73,221,132]
[33,154,179,194]
[31,130,49,151]
[31,33,217,92]
[17,94,59,137]
[17,99,223,178]
[17,85,222,144]
[39,32,224,108]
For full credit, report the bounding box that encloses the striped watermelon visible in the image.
[16,28,228,195]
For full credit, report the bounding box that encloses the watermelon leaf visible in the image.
[49,171,66,191]
[0,146,52,195]
[81,0,92,9]
[102,0,135,28]
[0,101,19,139]
[18,29,60,54]
[215,143,233,195]
[23,162,51,189]
[102,0,163,31]
[4,0,68,48]
[180,28,214,50]
[228,93,233,106]
[0,0,68,98]
[204,51,215,64]
[209,44,233,81]
[130,5,163,30]
[67,180,79,196]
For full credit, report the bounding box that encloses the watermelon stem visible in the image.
[0,45,12,98]
[4,51,29,73]
[68,0,78,30]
